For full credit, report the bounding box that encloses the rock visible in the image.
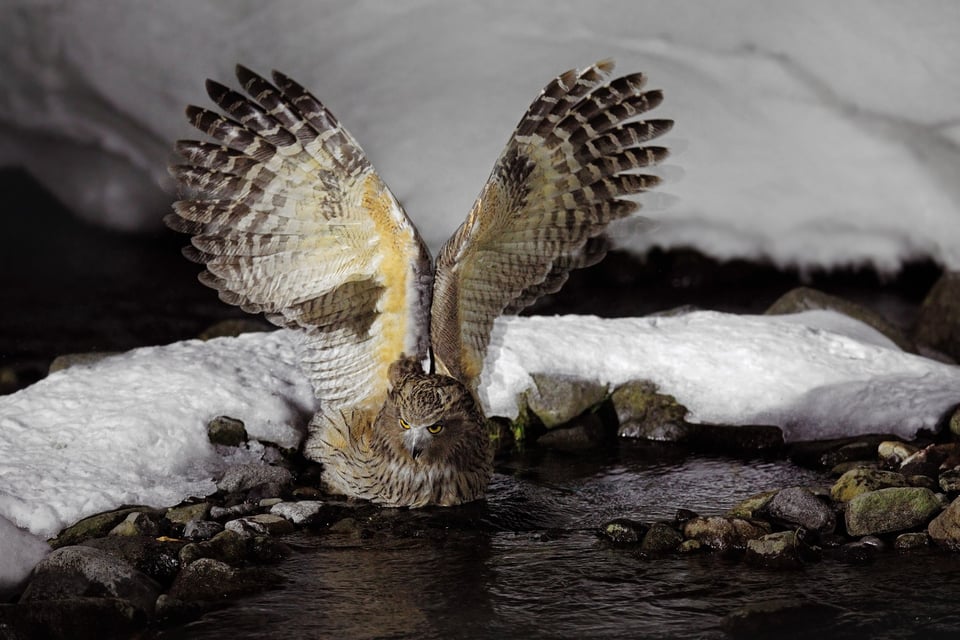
[681,516,771,552]
[611,380,689,441]
[179,530,249,567]
[899,445,948,478]
[763,487,836,534]
[600,518,647,544]
[835,539,881,564]
[198,318,272,340]
[225,514,295,537]
[49,506,161,549]
[913,271,960,361]
[80,536,183,587]
[524,373,608,428]
[745,531,804,568]
[907,474,939,491]
[270,500,325,525]
[246,482,287,503]
[207,416,249,447]
[844,487,941,536]
[536,412,609,451]
[831,468,909,502]
[678,539,702,553]
[48,351,119,374]
[209,502,260,520]
[894,532,930,549]
[216,463,292,494]
[640,523,683,553]
[292,486,324,499]
[19,546,161,615]
[248,535,292,564]
[820,439,886,468]
[259,497,284,508]
[726,490,779,519]
[166,558,283,602]
[940,468,960,492]
[108,512,159,537]
[722,598,841,637]
[878,440,918,468]
[165,502,212,526]
[830,461,876,476]
[183,520,224,541]
[928,496,960,550]
[950,407,960,439]
[766,286,916,352]
[0,597,145,640]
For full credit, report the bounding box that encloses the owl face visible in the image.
[389,373,480,463]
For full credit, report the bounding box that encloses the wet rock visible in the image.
[745,531,804,568]
[248,535,292,564]
[830,461,876,476]
[198,318,272,340]
[820,439,887,468]
[270,500,325,525]
[179,530,249,567]
[928,496,960,550]
[722,598,841,637]
[726,490,778,519]
[209,502,260,520]
[108,512,160,537]
[246,482,287,503]
[681,516,770,552]
[939,468,960,493]
[183,520,224,541]
[836,539,881,564]
[845,487,941,536]
[0,597,145,640]
[536,412,609,451]
[524,373,608,428]
[49,506,161,549]
[20,546,161,615]
[913,271,960,361]
[207,416,248,447]
[600,518,647,544]
[894,532,930,550]
[640,523,683,553]
[166,558,283,602]
[907,474,939,491]
[831,468,908,502]
[878,440,918,469]
[899,445,948,478]
[48,351,119,374]
[225,513,295,537]
[80,536,183,587]
[678,539,702,553]
[763,487,836,534]
[259,497,284,508]
[766,286,916,351]
[216,463,293,494]
[292,486,324,499]
[165,502,212,526]
[611,380,689,440]
[950,407,960,439]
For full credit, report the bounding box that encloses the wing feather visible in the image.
[431,60,671,384]
[167,66,432,425]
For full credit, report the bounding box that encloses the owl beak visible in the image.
[403,427,428,461]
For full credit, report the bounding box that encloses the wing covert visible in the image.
[431,60,672,386]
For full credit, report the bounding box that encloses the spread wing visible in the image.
[166,65,432,418]
[431,60,672,385]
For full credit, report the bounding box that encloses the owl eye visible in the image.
[399,418,411,430]
[427,423,444,435]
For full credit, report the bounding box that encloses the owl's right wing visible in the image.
[166,66,432,416]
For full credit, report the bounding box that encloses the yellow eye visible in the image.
[400,418,411,430]
[427,423,443,435]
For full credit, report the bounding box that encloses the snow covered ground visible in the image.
[2,1,959,271]
[3,310,960,591]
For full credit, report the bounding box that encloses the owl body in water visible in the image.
[167,60,671,507]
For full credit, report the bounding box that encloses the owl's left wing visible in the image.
[431,60,672,386]
[166,66,432,416]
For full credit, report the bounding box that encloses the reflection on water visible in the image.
[150,447,960,639]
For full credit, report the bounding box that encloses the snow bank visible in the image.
[0,515,49,600]
[2,1,959,270]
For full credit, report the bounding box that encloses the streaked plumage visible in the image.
[167,60,671,507]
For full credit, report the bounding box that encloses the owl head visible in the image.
[382,360,484,465]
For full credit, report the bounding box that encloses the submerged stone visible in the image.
[640,523,683,554]
[722,598,841,637]
[831,468,909,502]
[845,487,941,536]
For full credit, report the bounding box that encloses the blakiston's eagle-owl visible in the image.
[167,60,671,507]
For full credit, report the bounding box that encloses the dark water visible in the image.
[151,448,960,639]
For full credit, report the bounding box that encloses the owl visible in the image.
[167,60,671,507]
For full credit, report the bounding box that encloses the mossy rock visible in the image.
[831,468,909,502]
[726,490,779,519]
[845,487,941,536]
[611,380,689,441]
[766,286,916,352]
[524,373,609,429]
[49,506,162,549]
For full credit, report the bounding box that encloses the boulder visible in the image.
[763,487,836,534]
[845,487,941,536]
[831,468,909,502]
[524,373,608,428]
